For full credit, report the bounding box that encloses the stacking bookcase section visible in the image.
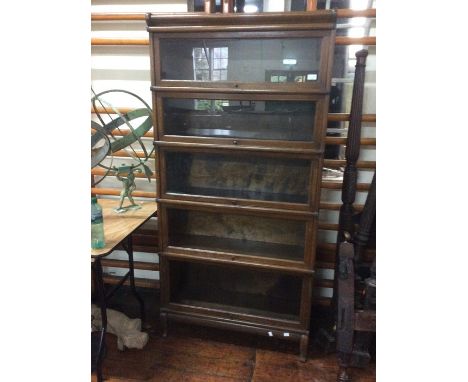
[158,200,317,271]
[159,36,325,87]
[157,143,323,211]
[148,11,336,93]
[146,10,336,361]
[155,93,328,151]
[162,258,313,332]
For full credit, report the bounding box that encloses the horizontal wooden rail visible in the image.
[92,36,375,46]
[92,13,146,21]
[320,202,364,211]
[314,279,334,289]
[92,107,134,114]
[335,36,375,45]
[92,38,149,46]
[318,222,339,231]
[132,228,158,236]
[131,245,157,253]
[91,9,376,21]
[122,234,159,249]
[312,296,332,306]
[101,258,159,271]
[321,181,370,191]
[323,159,376,169]
[92,108,376,123]
[317,242,375,264]
[103,274,160,289]
[314,261,335,269]
[314,255,374,269]
[108,129,153,138]
[336,8,376,18]
[328,113,376,122]
[325,137,375,146]
[113,149,148,158]
[92,187,156,199]
[318,242,375,256]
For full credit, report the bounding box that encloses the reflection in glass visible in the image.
[163,98,316,141]
[160,38,321,83]
[165,151,311,204]
[193,47,228,81]
[167,208,306,261]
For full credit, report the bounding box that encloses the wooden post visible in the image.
[222,0,234,13]
[306,0,318,11]
[337,50,368,244]
[334,51,370,381]
[354,173,376,262]
[204,0,215,13]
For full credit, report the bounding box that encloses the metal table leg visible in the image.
[124,234,146,327]
[93,258,107,382]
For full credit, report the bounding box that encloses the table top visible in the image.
[91,199,157,258]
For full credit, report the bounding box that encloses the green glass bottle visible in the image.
[91,196,105,249]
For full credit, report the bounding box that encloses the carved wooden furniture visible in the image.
[336,174,376,382]
[334,50,376,381]
[146,11,336,360]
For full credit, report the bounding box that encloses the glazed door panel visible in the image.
[160,203,316,267]
[162,97,317,142]
[156,93,327,150]
[168,260,304,322]
[159,146,321,210]
[159,36,322,85]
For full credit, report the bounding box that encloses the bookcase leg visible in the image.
[161,312,168,338]
[337,352,352,382]
[337,367,351,382]
[299,334,309,362]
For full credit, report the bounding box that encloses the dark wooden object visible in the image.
[336,173,376,382]
[337,50,368,245]
[222,0,234,13]
[146,11,336,361]
[331,48,376,381]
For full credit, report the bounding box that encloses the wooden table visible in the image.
[91,198,157,382]
[91,199,157,258]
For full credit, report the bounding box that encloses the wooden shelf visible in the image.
[170,234,305,262]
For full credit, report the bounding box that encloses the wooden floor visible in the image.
[92,287,375,382]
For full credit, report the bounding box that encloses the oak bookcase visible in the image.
[146,10,336,360]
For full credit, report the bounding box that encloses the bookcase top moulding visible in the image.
[145,10,337,32]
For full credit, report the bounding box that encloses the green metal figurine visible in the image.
[113,164,143,213]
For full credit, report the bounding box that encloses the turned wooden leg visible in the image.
[160,312,168,338]
[337,352,352,382]
[337,366,351,382]
[299,334,309,362]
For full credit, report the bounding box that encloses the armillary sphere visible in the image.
[91,89,154,186]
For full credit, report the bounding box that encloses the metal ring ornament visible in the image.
[91,89,154,184]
